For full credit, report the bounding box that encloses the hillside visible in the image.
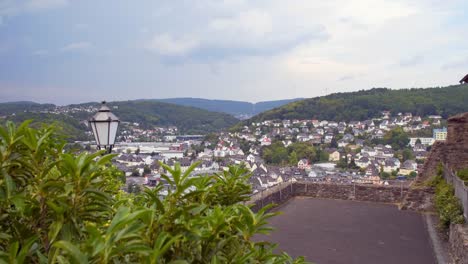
[3,112,89,141]
[107,100,239,134]
[248,84,468,122]
[0,100,240,139]
[0,101,55,114]
[154,98,302,118]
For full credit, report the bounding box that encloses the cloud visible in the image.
[61,42,92,52]
[144,5,328,61]
[1,0,468,104]
[33,49,49,56]
[145,34,198,56]
[210,10,273,39]
[0,0,69,25]
[73,23,89,30]
[442,57,468,70]
[399,55,424,67]
[338,75,356,81]
[24,0,68,11]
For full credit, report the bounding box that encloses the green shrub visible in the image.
[433,176,465,228]
[0,121,308,263]
[457,168,468,183]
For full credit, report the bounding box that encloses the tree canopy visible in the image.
[247,84,468,123]
[0,121,307,263]
[262,141,327,165]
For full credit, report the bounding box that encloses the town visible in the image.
[94,111,448,194]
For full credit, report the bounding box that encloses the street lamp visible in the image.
[89,101,120,153]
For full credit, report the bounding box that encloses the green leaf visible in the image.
[53,241,88,264]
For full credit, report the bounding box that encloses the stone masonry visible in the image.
[418,112,468,183]
[249,182,409,212]
[403,112,468,212]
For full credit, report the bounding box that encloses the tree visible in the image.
[415,138,422,145]
[135,147,140,155]
[262,141,289,165]
[288,142,316,163]
[239,139,251,154]
[126,148,132,154]
[289,151,299,165]
[0,121,308,263]
[348,158,358,169]
[402,148,415,161]
[127,181,142,194]
[380,171,391,180]
[383,127,410,150]
[409,171,417,178]
[131,168,141,176]
[143,165,152,175]
[337,156,348,169]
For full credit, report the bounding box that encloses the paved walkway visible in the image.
[256,197,437,264]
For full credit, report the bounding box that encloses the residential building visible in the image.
[433,127,447,141]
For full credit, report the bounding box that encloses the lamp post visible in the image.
[89,101,120,154]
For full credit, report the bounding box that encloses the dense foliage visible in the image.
[0,102,55,115]
[0,121,307,263]
[0,100,240,136]
[370,127,410,151]
[3,113,89,141]
[248,84,468,122]
[430,166,465,228]
[109,101,240,134]
[457,168,468,183]
[262,141,328,165]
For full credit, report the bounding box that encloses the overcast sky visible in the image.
[0,0,467,105]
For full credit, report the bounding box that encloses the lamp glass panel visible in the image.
[94,122,110,146]
[108,121,119,145]
[90,122,100,145]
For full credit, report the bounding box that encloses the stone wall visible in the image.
[399,187,434,211]
[449,224,468,264]
[416,142,445,184]
[418,112,468,183]
[404,112,468,211]
[249,182,294,212]
[249,181,409,212]
[294,182,408,203]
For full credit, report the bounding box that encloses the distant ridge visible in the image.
[0,100,240,140]
[0,101,55,114]
[153,98,303,119]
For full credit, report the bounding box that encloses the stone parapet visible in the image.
[449,224,468,264]
[418,112,468,183]
[249,181,409,212]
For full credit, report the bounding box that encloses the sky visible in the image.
[0,0,467,105]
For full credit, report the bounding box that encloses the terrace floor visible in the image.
[256,197,436,264]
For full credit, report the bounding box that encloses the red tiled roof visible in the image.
[460,74,468,84]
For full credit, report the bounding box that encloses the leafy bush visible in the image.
[431,174,465,228]
[457,168,468,183]
[0,121,307,263]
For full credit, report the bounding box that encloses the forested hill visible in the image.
[108,101,239,134]
[0,100,240,140]
[154,98,303,118]
[248,84,468,122]
[0,101,55,114]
